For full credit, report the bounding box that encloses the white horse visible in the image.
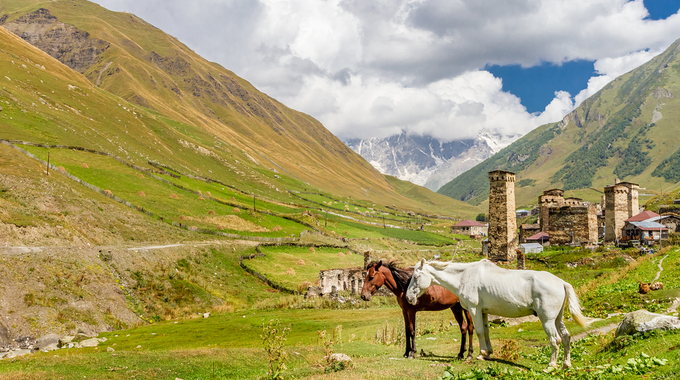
[406,259,597,370]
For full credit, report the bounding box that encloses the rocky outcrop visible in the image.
[615,310,680,337]
[3,8,109,73]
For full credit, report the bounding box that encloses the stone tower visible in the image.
[604,182,639,242]
[538,189,565,231]
[488,170,517,262]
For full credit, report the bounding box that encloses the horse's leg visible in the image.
[469,308,488,360]
[482,313,493,356]
[556,304,571,369]
[450,304,467,360]
[465,309,474,360]
[540,317,561,370]
[402,308,416,358]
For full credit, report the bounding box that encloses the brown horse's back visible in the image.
[407,284,460,312]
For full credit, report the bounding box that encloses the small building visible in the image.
[622,221,669,245]
[520,223,541,243]
[519,243,543,254]
[451,219,488,237]
[526,231,549,244]
[516,209,530,217]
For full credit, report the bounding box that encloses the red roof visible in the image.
[454,219,486,227]
[625,211,659,222]
[527,231,549,241]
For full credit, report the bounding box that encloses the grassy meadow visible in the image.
[1,247,680,379]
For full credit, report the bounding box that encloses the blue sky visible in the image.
[93,0,680,142]
[489,1,680,114]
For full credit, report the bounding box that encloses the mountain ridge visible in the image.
[438,37,680,207]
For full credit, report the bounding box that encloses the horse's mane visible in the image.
[427,260,451,270]
[368,260,413,292]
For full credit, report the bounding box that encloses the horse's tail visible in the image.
[564,282,599,328]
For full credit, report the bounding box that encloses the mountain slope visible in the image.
[439,38,680,207]
[0,1,480,217]
[0,0,394,201]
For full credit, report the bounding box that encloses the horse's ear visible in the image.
[419,258,426,268]
[375,260,382,270]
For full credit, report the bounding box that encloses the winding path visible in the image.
[573,253,673,341]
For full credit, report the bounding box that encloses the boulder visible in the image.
[41,343,59,353]
[107,347,115,352]
[203,313,210,319]
[327,353,353,367]
[36,334,60,350]
[80,338,100,348]
[615,310,680,337]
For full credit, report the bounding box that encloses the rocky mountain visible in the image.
[438,37,680,207]
[345,132,518,191]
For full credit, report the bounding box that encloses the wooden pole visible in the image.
[46,151,50,176]
[253,195,256,212]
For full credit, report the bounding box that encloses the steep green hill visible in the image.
[439,38,680,206]
[0,0,476,216]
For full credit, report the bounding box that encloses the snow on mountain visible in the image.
[345,131,520,191]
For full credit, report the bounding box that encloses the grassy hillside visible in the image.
[0,0,478,217]
[439,38,680,207]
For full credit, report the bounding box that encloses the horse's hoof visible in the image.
[562,362,572,370]
[476,354,486,361]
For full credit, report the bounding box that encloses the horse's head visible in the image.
[361,260,387,301]
[406,258,431,305]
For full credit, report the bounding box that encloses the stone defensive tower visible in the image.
[488,170,517,262]
[538,189,564,231]
[604,182,639,242]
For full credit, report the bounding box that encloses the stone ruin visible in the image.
[305,252,391,298]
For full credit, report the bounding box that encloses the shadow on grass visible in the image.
[417,354,531,371]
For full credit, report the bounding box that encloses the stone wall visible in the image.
[488,170,517,262]
[547,205,598,245]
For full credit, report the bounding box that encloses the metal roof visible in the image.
[629,221,668,231]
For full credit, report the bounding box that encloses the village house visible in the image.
[519,223,541,243]
[451,219,488,237]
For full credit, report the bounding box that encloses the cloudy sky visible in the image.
[91,0,680,142]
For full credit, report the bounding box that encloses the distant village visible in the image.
[312,170,678,298]
[452,170,676,260]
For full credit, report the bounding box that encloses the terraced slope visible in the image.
[439,38,680,207]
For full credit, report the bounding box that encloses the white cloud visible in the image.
[574,49,664,105]
[91,0,680,141]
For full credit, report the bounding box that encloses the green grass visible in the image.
[19,145,310,237]
[246,245,363,290]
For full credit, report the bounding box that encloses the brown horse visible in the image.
[361,260,474,359]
